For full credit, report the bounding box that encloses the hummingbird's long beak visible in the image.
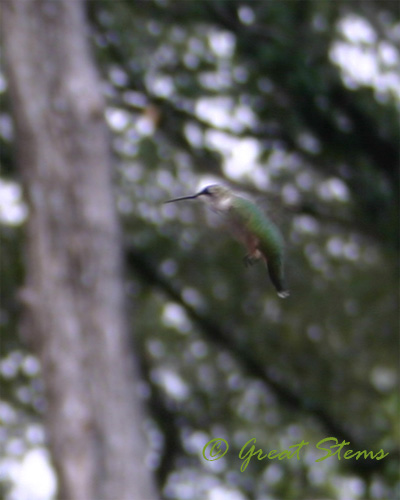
[164,193,199,204]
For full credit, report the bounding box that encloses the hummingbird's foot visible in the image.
[243,254,258,267]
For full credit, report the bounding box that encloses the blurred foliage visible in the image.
[1,0,399,499]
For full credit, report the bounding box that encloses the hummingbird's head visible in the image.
[164,184,232,206]
[197,184,230,198]
[196,185,233,210]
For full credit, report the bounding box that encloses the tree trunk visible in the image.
[2,1,158,499]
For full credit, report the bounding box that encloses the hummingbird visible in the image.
[165,185,290,298]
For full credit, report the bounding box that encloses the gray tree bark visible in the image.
[1,1,158,499]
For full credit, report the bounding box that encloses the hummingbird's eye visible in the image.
[200,187,211,196]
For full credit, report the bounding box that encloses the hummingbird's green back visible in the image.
[229,195,289,297]
[230,196,285,256]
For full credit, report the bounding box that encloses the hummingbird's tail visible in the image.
[266,257,290,299]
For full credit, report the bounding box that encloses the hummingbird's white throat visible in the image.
[205,193,232,212]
